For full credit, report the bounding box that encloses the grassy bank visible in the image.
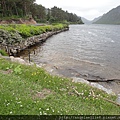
[0,24,69,55]
[0,57,120,115]
[0,24,68,38]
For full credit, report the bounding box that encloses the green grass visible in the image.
[0,57,120,115]
[0,50,8,56]
[0,24,68,38]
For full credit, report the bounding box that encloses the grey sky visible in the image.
[36,0,120,20]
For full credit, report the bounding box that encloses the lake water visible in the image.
[28,25,120,78]
[20,24,120,94]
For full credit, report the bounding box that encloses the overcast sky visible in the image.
[36,0,120,20]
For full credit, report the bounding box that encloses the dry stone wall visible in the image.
[0,28,69,56]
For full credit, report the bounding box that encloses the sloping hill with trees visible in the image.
[0,0,83,24]
[94,5,120,24]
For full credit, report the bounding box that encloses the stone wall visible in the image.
[0,28,69,56]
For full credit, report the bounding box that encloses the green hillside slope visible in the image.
[94,6,120,24]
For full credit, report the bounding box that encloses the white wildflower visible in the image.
[44,112,47,115]
[7,103,10,106]
[10,111,12,114]
[46,108,49,111]
[17,101,21,104]
[39,111,42,115]
[20,105,23,107]
[16,97,18,100]
[52,109,54,112]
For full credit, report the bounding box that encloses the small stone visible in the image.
[90,83,114,95]
[72,77,89,84]
[116,94,120,104]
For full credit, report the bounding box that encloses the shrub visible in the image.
[0,24,68,39]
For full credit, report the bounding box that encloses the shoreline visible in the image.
[0,54,115,95]
[0,23,69,56]
[10,28,120,96]
[1,55,120,115]
[42,62,118,94]
[1,55,120,104]
[0,24,120,103]
[0,27,69,56]
[7,24,119,96]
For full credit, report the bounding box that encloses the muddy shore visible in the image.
[42,63,120,95]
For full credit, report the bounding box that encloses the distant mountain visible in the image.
[91,16,102,23]
[94,5,120,24]
[81,17,91,24]
[81,16,101,24]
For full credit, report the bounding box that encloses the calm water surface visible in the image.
[21,24,120,79]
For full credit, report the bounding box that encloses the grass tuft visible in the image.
[0,50,8,56]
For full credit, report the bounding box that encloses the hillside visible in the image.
[81,17,91,24]
[81,16,101,24]
[94,5,120,24]
[0,0,83,24]
[91,16,102,23]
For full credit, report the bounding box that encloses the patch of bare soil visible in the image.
[0,69,13,74]
[33,88,52,99]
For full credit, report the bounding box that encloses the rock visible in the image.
[0,29,23,46]
[10,56,28,65]
[28,18,37,24]
[116,94,120,104]
[72,77,89,84]
[90,82,115,95]
[0,27,68,56]
[0,20,8,24]
[0,37,3,43]
[71,77,115,95]
[0,55,11,61]
[10,49,17,54]
[0,18,37,25]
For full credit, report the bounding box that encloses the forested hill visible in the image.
[0,0,83,24]
[94,5,120,24]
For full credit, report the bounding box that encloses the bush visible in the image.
[0,24,68,39]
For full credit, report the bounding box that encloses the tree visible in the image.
[50,6,83,23]
[0,0,7,17]
[31,3,46,22]
[0,0,83,24]
[18,0,35,16]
